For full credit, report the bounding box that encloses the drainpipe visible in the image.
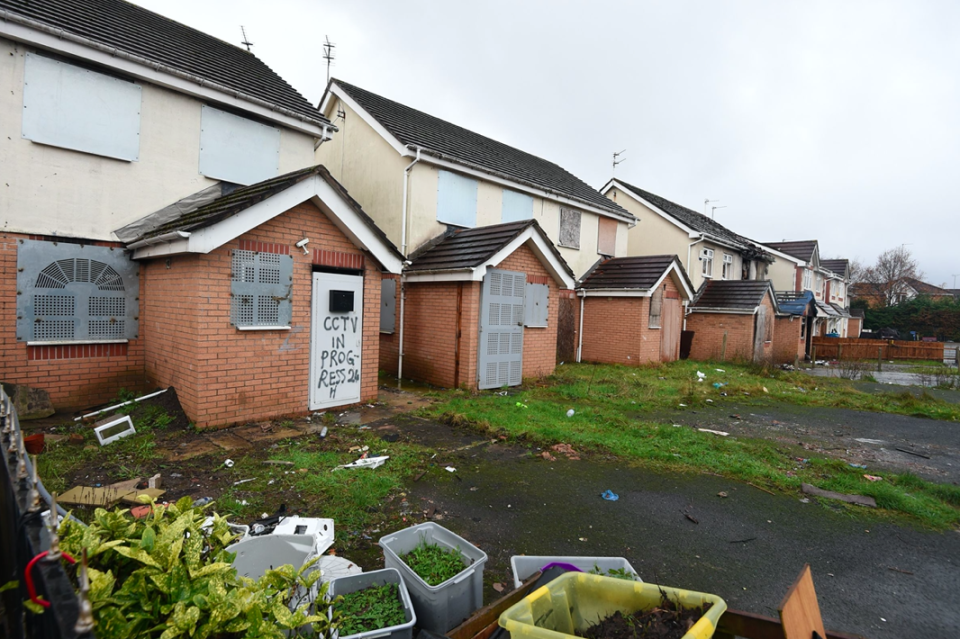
[397,147,421,388]
[686,234,704,279]
[576,290,586,362]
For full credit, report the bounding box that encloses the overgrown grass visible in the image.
[422,361,960,529]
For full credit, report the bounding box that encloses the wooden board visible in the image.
[779,564,827,639]
[58,485,165,507]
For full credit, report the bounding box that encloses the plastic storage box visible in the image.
[379,522,487,633]
[498,572,726,639]
[329,568,416,639]
[510,555,641,589]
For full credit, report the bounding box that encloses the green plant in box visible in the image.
[337,584,406,636]
[402,541,465,586]
[58,497,337,639]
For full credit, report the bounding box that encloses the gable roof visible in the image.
[904,277,952,296]
[776,290,815,316]
[820,259,849,277]
[405,220,575,288]
[122,165,403,273]
[578,255,694,300]
[690,280,777,313]
[605,179,765,256]
[763,240,818,263]
[0,0,329,130]
[326,80,633,222]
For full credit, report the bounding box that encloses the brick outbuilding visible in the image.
[685,280,780,363]
[775,290,816,363]
[387,220,575,389]
[577,255,694,365]
[120,166,403,428]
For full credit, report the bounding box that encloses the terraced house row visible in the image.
[0,0,853,427]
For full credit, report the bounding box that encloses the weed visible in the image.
[337,584,407,635]
[402,541,465,586]
[589,566,638,581]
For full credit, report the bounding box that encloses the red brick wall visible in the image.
[400,241,561,388]
[847,317,862,338]
[581,276,683,366]
[773,315,804,364]
[0,233,147,409]
[495,243,559,380]
[143,201,381,428]
[686,312,755,361]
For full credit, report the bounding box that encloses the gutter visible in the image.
[687,234,704,276]
[576,289,586,362]
[126,230,191,250]
[0,9,334,133]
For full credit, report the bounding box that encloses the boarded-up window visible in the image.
[230,250,293,328]
[502,189,534,223]
[437,170,478,227]
[559,208,581,249]
[649,287,663,329]
[200,106,280,185]
[524,282,549,327]
[16,240,140,342]
[597,217,617,256]
[22,53,142,161]
[380,278,397,333]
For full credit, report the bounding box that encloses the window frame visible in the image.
[701,248,715,278]
[721,253,734,280]
[559,207,582,250]
[648,286,663,329]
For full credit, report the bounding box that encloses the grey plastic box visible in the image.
[378,522,487,633]
[329,568,416,639]
[510,555,641,589]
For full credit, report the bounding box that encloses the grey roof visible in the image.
[850,308,865,318]
[829,303,851,318]
[331,80,632,220]
[579,255,691,294]
[763,240,818,263]
[690,280,775,311]
[611,180,760,254]
[904,277,952,296]
[129,165,402,263]
[407,220,573,278]
[816,301,841,317]
[0,0,328,126]
[820,259,849,277]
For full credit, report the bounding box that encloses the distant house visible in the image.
[577,256,694,365]
[316,79,637,385]
[600,180,772,290]
[851,277,954,307]
[685,281,780,363]
[0,0,402,426]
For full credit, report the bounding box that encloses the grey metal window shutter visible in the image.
[380,278,396,333]
[523,282,549,327]
[16,239,140,342]
[230,250,293,327]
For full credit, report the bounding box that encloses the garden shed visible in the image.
[685,280,779,363]
[392,220,575,389]
[118,165,403,428]
[577,255,694,365]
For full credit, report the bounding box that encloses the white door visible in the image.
[310,273,363,409]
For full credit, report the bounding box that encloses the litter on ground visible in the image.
[698,428,729,437]
[336,456,389,470]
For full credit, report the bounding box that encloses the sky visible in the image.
[134,0,960,287]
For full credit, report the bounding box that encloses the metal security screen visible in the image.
[230,250,293,327]
[478,269,525,389]
[16,239,140,342]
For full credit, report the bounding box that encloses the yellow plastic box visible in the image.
[498,572,726,639]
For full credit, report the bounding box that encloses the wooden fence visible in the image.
[811,337,945,361]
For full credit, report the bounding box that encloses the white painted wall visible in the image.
[0,38,316,241]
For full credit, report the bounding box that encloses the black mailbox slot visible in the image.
[330,290,354,313]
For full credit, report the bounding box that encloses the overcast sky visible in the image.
[135,0,960,287]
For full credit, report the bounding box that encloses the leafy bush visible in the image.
[59,497,337,639]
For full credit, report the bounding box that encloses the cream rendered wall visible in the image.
[766,257,799,291]
[0,39,316,241]
[315,97,407,246]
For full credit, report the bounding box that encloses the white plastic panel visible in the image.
[22,53,142,161]
[524,282,549,327]
[199,106,280,185]
[501,189,534,223]
[437,170,478,228]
